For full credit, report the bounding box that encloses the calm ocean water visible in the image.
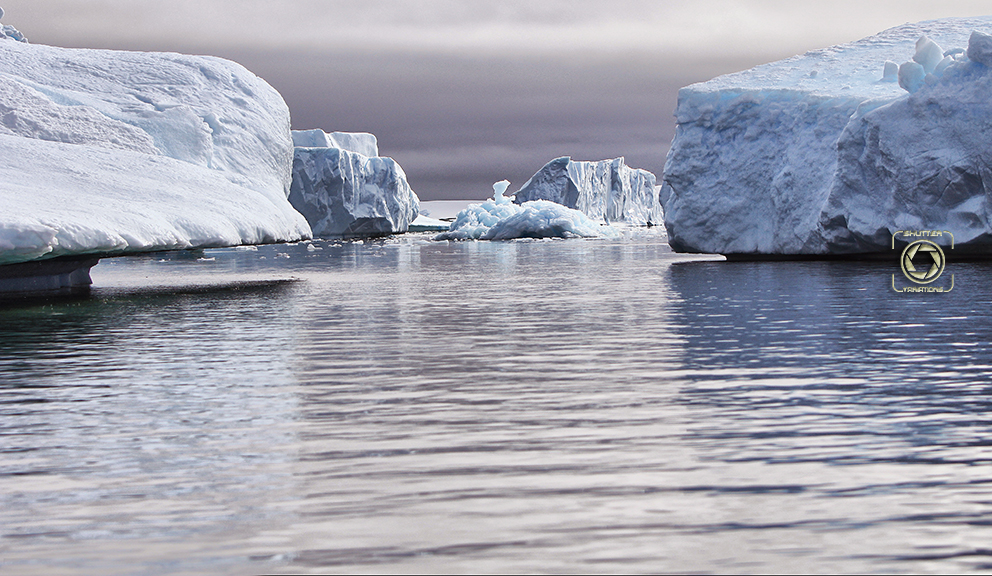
[3,228,992,574]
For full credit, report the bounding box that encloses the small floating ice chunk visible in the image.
[881,60,899,82]
[933,55,954,78]
[914,36,944,73]
[967,31,992,67]
[898,61,926,93]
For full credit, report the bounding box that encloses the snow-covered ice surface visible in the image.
[435,181,619,241]
[660,16,992,255]
[291,129,378,157]
[513,157,662,226]
[289,136,420,238]
[0,32,311,265]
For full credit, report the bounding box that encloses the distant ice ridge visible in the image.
[290,130,419,238]
[513,157,662,226]
[0,21,310,265]
[435,181,619,241]
[660,16,992,255]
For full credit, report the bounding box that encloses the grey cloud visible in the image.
[232,48,755,200]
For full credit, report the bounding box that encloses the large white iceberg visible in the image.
[513,157,662,226]
[435,180,618,241]
[660,16,992,255]
[0,24,311,267]
[289,130,419,238]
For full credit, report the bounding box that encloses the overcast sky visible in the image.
[2,1,991,199]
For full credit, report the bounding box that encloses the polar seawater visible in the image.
[4,228,992,574]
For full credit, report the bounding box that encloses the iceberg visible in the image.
[289,130,420,238]
[513,157,662,226]
[435,180,618,241]
[0,18,311,273]
[660,16,992,255]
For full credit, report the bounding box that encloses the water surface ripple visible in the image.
[3,230,992,574]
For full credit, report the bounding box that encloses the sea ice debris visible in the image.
[913,36,944,73]
[881,60,899,82]
[435,180,618,241]
[898,61,926,92]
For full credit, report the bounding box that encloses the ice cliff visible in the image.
[513,157,662,226]
[661,16,992,255]
[289,130,419,238]
[0,15,310,266]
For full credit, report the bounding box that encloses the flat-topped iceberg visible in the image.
[0,22,311,266]
[289,130,419,238]
[661,16,992,255]
[435,181,618,241]
[291,129,378,157]
[513,157,662,226]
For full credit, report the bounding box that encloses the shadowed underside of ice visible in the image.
[0,32,310,265]
[290,130,419,238]
[435,181,618,241]
[513,157,662,226]
[661,16,992,255]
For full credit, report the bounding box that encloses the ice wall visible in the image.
[660,16,992,255]
[290,135,419,238]
[513,157,662,226]
[0,26,311,265]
